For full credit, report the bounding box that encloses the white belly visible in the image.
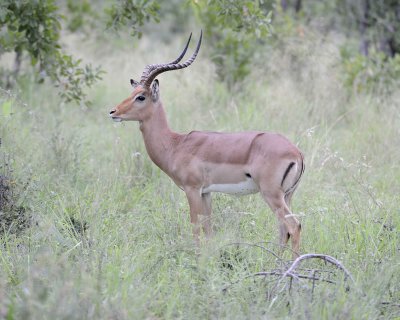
[202,178,259,196]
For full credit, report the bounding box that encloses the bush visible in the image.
[192,0,272,86]
[341,50,400,95]
[105,0,160,38]
[0,0,103,105]
[0,151,30,236]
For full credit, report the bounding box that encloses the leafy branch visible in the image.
[0,0,104,105]
[105,0,160,38]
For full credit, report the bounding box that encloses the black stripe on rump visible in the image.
[281,162,295,187]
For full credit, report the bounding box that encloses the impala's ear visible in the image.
[151,79,159,102]
[130,79,139,87]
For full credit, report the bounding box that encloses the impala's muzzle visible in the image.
[109,109,122,122]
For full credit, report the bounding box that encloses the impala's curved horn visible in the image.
[141,31,202,88]
[140,33,193,83]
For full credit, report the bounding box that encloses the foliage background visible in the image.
[0,0,399,319]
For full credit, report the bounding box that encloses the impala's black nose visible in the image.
[109,109,116,115]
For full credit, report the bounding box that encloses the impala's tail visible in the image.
[282,152,305,207]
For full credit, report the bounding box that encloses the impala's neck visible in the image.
[139,102,179,172]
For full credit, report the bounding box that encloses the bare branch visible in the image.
[222,252,354,298]
[281,253,354,282]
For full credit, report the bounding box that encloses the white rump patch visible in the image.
[202,178,259,196]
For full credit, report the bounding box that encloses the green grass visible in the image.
[0,29,399,319]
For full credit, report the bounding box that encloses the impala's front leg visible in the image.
[185,188,202,244]
[185,188,210,244]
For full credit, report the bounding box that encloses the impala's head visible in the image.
[109,31,202,122]
[109,80,160,122]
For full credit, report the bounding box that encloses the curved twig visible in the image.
[222,268,337,292]
[281,253,354,283]
[222,253,354,295]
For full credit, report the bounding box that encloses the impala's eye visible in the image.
[136,96,145,102]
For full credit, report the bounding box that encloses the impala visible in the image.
[109,32,305,258]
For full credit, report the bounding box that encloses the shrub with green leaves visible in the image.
[342,50,400,95]
[0,150,30,236]
[192,0,272,86]
[0,0,103,105]
[105,0,160,38]
[65,0,96,33]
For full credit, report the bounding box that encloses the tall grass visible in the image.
[0,26,399,319]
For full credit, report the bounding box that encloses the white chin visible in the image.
[112,118,122,122]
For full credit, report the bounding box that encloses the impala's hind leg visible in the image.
[284,189,294,209]
[201,193,213,238]
[260,189,301,259]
